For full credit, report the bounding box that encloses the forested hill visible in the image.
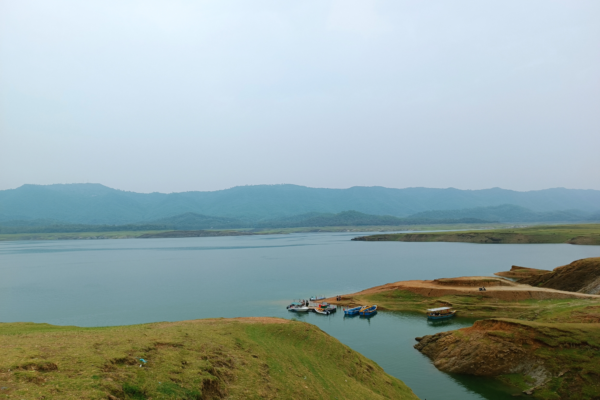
[1,183,600,225]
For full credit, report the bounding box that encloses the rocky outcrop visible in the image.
[414,320,549,384]
[414,318,600,398]
[519,258,600,295]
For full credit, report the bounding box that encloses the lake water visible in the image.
[2,233,600,399]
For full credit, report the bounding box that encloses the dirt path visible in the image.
[327,276,600,303]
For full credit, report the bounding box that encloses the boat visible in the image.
[314,303,336,315]
[426,307,456,320]
[310,296,326,301]
[287,300,309,312]
[344,306,362,316]
[359,305,377,316]
[314,307,330,315]
[289,306,310,312]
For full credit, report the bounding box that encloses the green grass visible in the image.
[348,289,600,321]
[0,318,418,399]
[353,223,600,245]
[253,223,510,234]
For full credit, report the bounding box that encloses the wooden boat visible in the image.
[427,307,456,320]
[359,305,377,316]
[344,306,362,315]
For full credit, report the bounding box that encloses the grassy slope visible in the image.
[352,224,600,245]
[0,319,418,400]
[348,288,600,320]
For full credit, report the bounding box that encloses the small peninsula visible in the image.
[352,223,600,245]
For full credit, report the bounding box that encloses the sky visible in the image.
[1,0,599,193]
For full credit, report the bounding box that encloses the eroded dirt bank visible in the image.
[414,318,600,398]
[519,257,600,295]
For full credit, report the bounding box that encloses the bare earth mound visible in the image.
[494,265,551,280]
[520,257,600,295]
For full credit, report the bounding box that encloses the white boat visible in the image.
[288,306,310,312]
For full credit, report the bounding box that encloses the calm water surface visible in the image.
[2,233,600,399]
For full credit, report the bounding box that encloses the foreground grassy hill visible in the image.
[352,224,600,245]
[0,318,417,400]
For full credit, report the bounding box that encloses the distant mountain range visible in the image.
[0,184,599,233]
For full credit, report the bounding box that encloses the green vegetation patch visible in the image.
[352,224,600,245]
[351,289,600,321]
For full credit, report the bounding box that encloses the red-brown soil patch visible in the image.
[519,257,600,295]
[494,265,551,280]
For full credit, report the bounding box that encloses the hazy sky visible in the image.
[1,1,599,193]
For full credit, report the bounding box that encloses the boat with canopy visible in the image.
[426,307,456,320]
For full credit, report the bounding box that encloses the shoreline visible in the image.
[351,223,600,245]
[0,223,514,242]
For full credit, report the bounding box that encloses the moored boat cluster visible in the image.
[286,298,378,317]
[286,299,337,315]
